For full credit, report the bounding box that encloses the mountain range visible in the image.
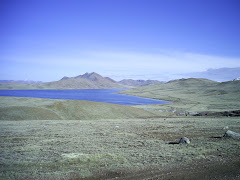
[119,79,164,87]
[0,80,42,84]
[0,67,240,89]
[0,72,164,89]
[45,72,164,89]
[181,67,240,82]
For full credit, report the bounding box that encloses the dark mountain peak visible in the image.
[67,72,115,83]
[76,72,103,81]
[61,76,69,80]
[60,72,116,84]
[83,72,101,77]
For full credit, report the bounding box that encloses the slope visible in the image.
[120,78,240,113]
[0,96,154,120]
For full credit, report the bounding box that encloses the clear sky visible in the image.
[1,0,240,81]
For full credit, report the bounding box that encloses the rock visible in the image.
[179,137,190,144]
[223,130,240,139]
[223,126,229,130]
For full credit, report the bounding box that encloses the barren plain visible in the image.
[0,78,240,179]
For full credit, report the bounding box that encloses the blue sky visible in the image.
[1,0,240,81]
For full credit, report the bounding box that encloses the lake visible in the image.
[0,89,170,105]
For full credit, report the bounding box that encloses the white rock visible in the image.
[223,126,229,130]
[179,137,190,144]
[224,130,240,139]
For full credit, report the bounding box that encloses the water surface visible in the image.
[0,89,170,105]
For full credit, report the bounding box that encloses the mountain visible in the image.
[42,72,125,89]
[119,79,164,87]
[75,72,116,82]
[182,67,240,82]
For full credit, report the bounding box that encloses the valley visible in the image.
[0,77,240,179]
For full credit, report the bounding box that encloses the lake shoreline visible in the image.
[0,89,170,106]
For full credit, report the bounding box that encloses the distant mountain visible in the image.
[233,77,240,81]
[182,67,240,82]
[43,72,125,89]
[0,72,188,90]
[75,72,116,82]
[0,80,42,84]
[119,79,164,87]
[167,78,218,85]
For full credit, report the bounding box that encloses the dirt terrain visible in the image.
[0,117,239,179]
[82,159,240,180]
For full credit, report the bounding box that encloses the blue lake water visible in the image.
[0,89,170,105]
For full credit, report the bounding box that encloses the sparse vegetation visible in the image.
[0,117,240,179]
[0,78,240,179]
[121,78,240,114]
[0,97,154,120]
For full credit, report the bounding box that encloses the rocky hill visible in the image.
[43,72,126,89]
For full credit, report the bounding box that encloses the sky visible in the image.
[1,0,240,82]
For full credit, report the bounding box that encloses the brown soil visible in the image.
[194,110,240,117]
[81,158,240,180]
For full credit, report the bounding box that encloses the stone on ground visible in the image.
[179,137,190,144]
[223,130,240,139]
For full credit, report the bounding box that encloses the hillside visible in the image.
[119,79,164,87]
[120,78,240,113]
[0,96,154,120]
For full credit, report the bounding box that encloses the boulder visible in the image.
[223,130,240,139]
[179,137,190,144]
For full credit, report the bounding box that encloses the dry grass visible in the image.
[1,78,240,179]
[0,117,239,179]
[120,78,240,115]
[0,97,154,120]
